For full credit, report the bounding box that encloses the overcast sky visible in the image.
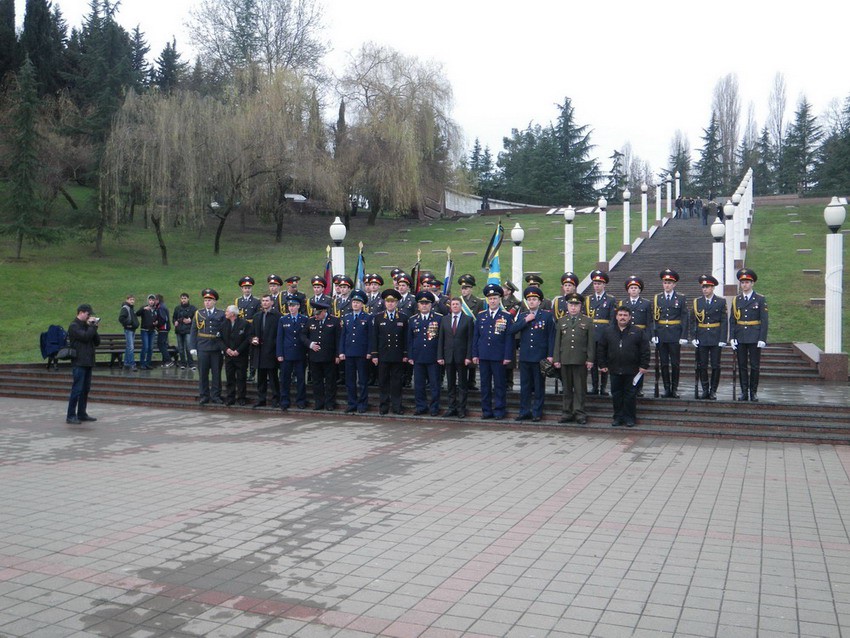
[37,0,850,179]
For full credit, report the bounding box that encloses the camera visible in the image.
[89,316,101,325]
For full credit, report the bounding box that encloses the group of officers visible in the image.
[187,264,768,428]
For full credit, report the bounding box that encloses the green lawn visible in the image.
[1,196,847,362]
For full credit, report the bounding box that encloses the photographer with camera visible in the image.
[66,304,101,425]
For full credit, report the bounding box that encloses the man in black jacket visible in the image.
[118,295,139,371]
[251,294,281,408]
[301,300,341,410]
[221,305,252,405]
[172,293,196,369]
[66,304,101,425]
[437,297,474,418]
[597,306,650,428]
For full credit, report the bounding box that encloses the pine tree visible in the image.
[552,97,600,204]
[753,126,775,195]
[693,114,723,196]
[20,0,67,95]
[153,38,186,93]
[0,0,18,80]
[814,95,850,194]
[129,26,150,90]
[781,97,823,194]
[604,149,625,202]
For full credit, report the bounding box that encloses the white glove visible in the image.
[757,340,766,348]
[190,349,197,356]
[650,337,659,345]
[730,339,738,348]
[691,339,699,347]
[719,342,727,348]
[678,339,688,345]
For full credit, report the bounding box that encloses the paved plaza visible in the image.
[1,398,849,638]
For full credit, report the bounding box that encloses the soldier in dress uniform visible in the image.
[235,276,261,381]
[524,274,552,311]
[301,299,341,410]
[339,289,372,413]
[276,295,309,411]
[730,268,768,402]
[285,276,307,314]
[619,276,653,397]
[507,286,555,422]
[407,290,443,416]
[370,289,408,415]
[307,275,331,317]
[421,274,450,315]
[458,273,483,390]
[332,275,354,317]
[267,274,285,313]
[395,274,416,317]
[189,288,226,405]
[652,269,689,398]
[553,293,595,425]
[586,270,617,396]
[552,272,581,320]
[690,275,728,400]
[365,274,385,315]
[472,283,515,419]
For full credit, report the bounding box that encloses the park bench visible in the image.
[96,333,178,367]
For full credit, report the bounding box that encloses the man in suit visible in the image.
[338,289,372,413]
[190,288,226,405]
[277,296,309,410]
[370,289,408,415]
[251,294,281,408]
[508,286,555,422]
[407,290,443,416]
[221,304,251,406]
[691,275,728,400]
[586,270,617,396]
[437,297,474,418]
[652,269,689,398]
[730,268,769,402]
[301,300,341,410]
[553,293,595,425]
[472,283,515,419]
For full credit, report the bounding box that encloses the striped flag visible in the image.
[481,221,504,285]
[443,248,454,296]
[354,242,366,289]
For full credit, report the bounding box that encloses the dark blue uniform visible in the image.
[472,307,514,419]
[190,307,226,403]
[277,313,308,409]
[507,309,555,420]
[339,311,372,412]
[370,310,408,414]
[653,291,689,397]
[408,312,443,415]
[301,314,340,410]
[586,292,617,394]
[691,295,728,399]
[730,292,769,400]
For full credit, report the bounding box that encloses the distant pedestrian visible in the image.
[66,304,101,425]
[135,294,159,370]
[118,294,139,371]
[172,293,196,369]
[155,294,175,368]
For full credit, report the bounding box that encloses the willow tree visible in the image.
[102,70,339,260]
[337,42,459,224]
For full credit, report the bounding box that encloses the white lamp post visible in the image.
[723,200,736,296]
[824,197,846,354]
[711,218,725,284]
[511,222,525,290]
[732,191,743,267]
[563,205,576,272]
[666,176,672,215]
[655,184,662,225]
[622,188,631,252]
[640,183,648,234]
[597,196,608,269]
[674,170,681,199]
[329,216,347,276]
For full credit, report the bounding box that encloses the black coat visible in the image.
[68,318,101,367]
[437,313,473,364]
[370,311,408,362]
[252,310,280,368]
[221,317,251,361]
[301,314,341,363]
[596,323,650,376]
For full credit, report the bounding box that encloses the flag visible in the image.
[442,250,454,296]
[354,243,366,289]
[460,296,475,318]
[410,254,421,293]
[481,221,504,285]
[323,258,333,295]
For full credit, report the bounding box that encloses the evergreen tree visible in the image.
[468,137,482,184]
[693,114,723,196]
[0,0,18,80]
[667,131,692,193]
[20,0,67,95]
[153,38,186,93]
[753,126,775,195]
[479,146,495,195]
[781,97,823,194]
[129,25,150,90]
[552,97,600,204]
[604,149,626,202]
[813,95,850,194]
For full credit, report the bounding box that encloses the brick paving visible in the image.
[1,398,849,637]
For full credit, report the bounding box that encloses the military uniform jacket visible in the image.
[552,295,586,321]
[221,317,251,360]
[437,313,474,364]
[619,297,654,331]
[507,309,555,363]
[190,307,226,352]
[235,295,261,323]
[366,294,385,316]
[553,314,595,366]
[472,308,514,361]
[300,315,341,363]
[460,294,483,316]
[690,296,728,345]
[433,293,450,316]
[370,311,407,362]
[306,294,331,316]
[652,292,688,342]
[332,295,353,318]
[597,324,650,375]
[252,310,281,368]
[339,311,372,357]
[276,313,308,361]
[407,312,442,364]
[586,293,617,341]
[503,296,522,318]
[730,292,768,343]
[287,290,307,314]
[397,293,416,317]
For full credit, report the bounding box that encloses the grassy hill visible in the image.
[1,197,848,363]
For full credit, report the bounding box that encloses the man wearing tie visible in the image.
[407,290,443,416]
[730,268,768,401]
[507,286,555,422]
[370,289,408,415]
[619,276,653,397]
[652,269,689,398]
[437,297,474,418]
[251,294,281,408]
[189,288,226,405]
[307,275,331,317]
[301,300,340,410]
[338,289,372,413]
[691,275,728,400]
[553,293,595,425]
[276,296,309,411]
[586,270,617,396]
[472,284,514,420]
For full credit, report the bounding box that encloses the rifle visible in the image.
[694,346,701,400]
[654,346,660,398]
[731,345,737,401]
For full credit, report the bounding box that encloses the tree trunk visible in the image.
[151,214,168,266]
[58,185,78,210]
[15,230,22,259]
[213,207,232,256]
[275,213,283,242]
[367,207,378,226]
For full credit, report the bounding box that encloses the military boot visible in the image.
[670,365,681,398]
[709,368,720,400]
[749,369,760,402]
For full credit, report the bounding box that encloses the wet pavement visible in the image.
[1,398,850,637]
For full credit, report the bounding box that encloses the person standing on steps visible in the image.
[730,268,769,402]
[652,269,689,398]
[691,275,728,400]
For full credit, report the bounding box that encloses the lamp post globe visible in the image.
[511,222,525,245]
[711,218,725,241]
[563,205,576,223]
[329,216,346,246]
[824,196,846,233]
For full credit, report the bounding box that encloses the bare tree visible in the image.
[712,73,741,191]
[767,72,787,151]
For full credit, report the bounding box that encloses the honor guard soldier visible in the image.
[370,288,409,415]
[277,295,309,410]
[458,273,483,390]
[691,275,728,400]
[365,274,385,315]
[236,276,261,380]
[652,269,689,398]
[502,281,522,316]
[395,274,416,317]
[553,293,595,425]
[338,289,372,413]
[267,274,285,313]
[508,286,555,422]
[524,274,552,311]
[332,275,354,317]
[284,276,307,314]
[407,290,443,416]
[472,283,515,419]
[421,274,450,315]
[552,272,581,320]
[730,268,768,401]
[390,267,404,284]
[307,275,331,316]
[189,288,226,405]
[586,270,617,396]
[619,276,653,397]
[301,299,341,410]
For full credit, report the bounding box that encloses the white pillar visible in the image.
[598,197,608,269]
[622,188,631,252]
[563,206,575,272]
[510,222,524,287]
[655,185,662,224]
[329,216,347,276]
[711,219,725,284]
[666,178,672,214]
[824,197,846,353]
[733,193,743,268]
[640,183,648,234]
[723,201,736,296]
[674,170,681,199]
